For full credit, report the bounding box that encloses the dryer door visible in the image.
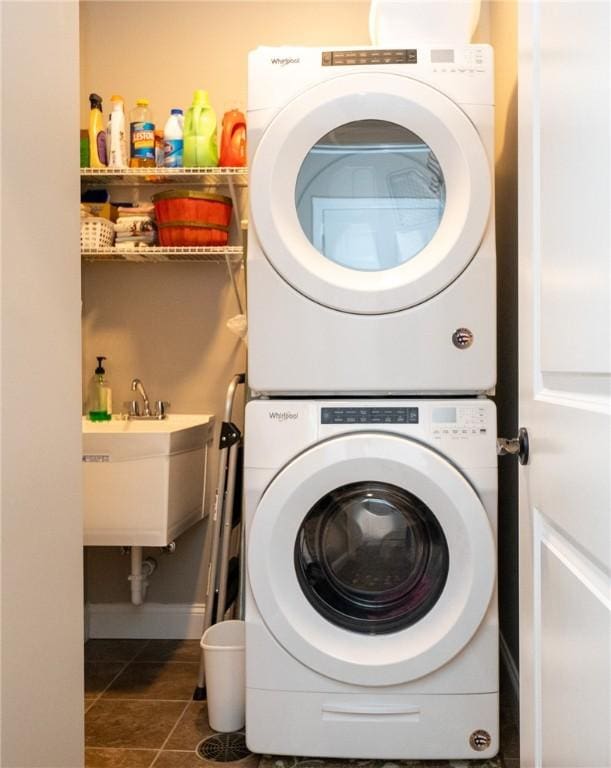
[250,72,491,314]
[248,432,495,686]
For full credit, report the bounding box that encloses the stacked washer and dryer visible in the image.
[244,43,498,760]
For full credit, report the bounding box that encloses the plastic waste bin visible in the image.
[201,620,245,732]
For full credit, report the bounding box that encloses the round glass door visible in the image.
[247,432,496,686]
[295,481,449,634]
[295,120,446,272]
[250,72,491,314]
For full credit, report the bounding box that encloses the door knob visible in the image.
[497,427,530,465]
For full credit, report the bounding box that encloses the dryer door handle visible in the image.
[322,703,421,721]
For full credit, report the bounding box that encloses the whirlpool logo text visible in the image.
[270,57,301,67]
[268,411,299,421]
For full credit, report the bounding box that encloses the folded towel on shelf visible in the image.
[115,230,156,246]
[113,216,156,235]
[117,203,155,216]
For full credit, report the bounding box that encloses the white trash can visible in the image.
[201,620,245,732]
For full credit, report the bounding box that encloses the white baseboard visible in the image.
[499,631,519,710]
[87,602,206,639]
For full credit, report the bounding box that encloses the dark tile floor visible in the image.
[84,639,519,768]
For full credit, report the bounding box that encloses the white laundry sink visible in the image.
[82,414,215,546]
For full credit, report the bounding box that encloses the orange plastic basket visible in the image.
[157,221,230,247]
[152,190,232,247]
[152,190,232,225]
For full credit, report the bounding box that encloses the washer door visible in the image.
[250,72,491,315]
[248,433,495,686]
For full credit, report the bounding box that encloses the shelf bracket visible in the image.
[225,176,245,315]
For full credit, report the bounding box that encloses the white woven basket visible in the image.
[80,217,115,249]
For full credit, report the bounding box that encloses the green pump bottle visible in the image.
[88,356,112,422]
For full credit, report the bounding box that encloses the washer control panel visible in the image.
[321,407,419,425]
[432,404,488,439]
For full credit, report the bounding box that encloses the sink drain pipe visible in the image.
[128,546,157,605]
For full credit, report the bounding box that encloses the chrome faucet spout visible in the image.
[131,378,151,417]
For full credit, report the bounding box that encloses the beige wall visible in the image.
[1,2,84,765]
[81,1,370,607]
[79,1,371,126]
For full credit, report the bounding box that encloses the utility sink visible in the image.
[83,414,215,546]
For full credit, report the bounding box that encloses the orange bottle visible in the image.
[219,109,246,167]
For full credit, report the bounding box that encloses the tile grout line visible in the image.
[85,658,137,709]
[132,638,153,660]
[84,639,152,710]
[149,698,193,767]
[85,747,157,753]
[94,697,197,703]
[130,660,201,664]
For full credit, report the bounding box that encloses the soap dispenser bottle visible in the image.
[88,356,112,421]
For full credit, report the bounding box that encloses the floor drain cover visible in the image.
[197,731,252,763]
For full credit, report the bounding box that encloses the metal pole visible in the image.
[193,373,245,699]
[215,440,239,622]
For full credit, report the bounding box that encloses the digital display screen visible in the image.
[431,49,454,64]
[433,407,457,423]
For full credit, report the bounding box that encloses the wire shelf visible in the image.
[82,246,244,264]
[80,167,248,187]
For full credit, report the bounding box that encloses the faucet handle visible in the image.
[155,400,170,419]
[124,400,140,417]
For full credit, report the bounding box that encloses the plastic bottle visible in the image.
[88,93,107,167]
[154,130,165,167]
[183,90,218,168]
[106,95,128,168]
[219,109,247,167]
[88,356,112,422]
[163,108,184,168]
[129,98,155,168]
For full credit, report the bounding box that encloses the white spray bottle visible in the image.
[107,95,128,169]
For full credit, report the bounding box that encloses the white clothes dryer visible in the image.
[247,45,496,396]
[244,398,498,759]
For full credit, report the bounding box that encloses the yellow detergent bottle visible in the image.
[88,93,107,167]
[184,90,218,168]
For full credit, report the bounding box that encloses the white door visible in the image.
[248,432,495,686]
[250,71,492,313]
[518,2,611,767]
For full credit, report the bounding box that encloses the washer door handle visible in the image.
[497,427,530,465]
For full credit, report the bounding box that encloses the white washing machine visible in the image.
[244,398,498,759]
[247,45,496,396]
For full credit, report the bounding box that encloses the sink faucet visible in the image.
[131,378,151,417]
